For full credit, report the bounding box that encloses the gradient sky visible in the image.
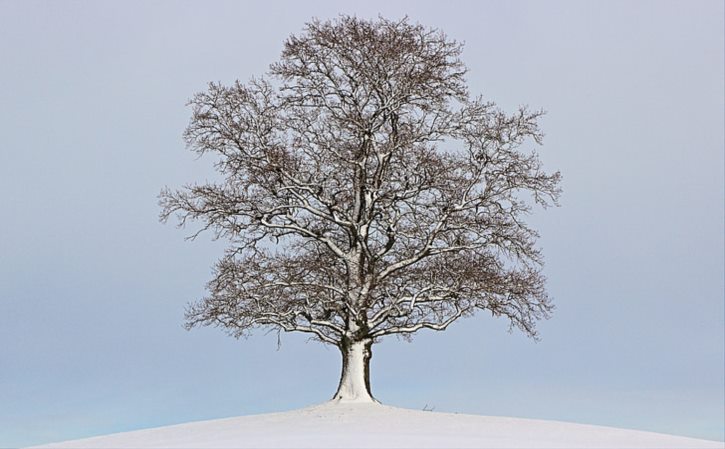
[1,0,723,446]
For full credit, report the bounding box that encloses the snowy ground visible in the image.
[32,401,723,449]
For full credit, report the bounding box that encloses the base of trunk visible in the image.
[332,338,377,402]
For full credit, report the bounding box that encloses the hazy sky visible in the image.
[1,0,723,446]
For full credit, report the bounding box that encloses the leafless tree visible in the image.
[160,16,561,402]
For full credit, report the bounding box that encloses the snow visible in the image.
[30,402,723,449]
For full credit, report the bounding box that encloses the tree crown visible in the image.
[161,15,561,347]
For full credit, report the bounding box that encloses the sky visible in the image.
[0,0,722,446]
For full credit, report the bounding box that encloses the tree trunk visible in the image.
[332,337,376,402]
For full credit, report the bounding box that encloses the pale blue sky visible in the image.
[0,0,723,446]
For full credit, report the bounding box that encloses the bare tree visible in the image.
[160,16,561,403]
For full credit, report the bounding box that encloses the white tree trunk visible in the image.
[332,338,376,402]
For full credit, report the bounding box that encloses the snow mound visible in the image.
[31,402,723,449]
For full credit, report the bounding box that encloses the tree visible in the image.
[160,16,561,403]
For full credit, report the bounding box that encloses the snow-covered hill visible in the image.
[32,402,723,449]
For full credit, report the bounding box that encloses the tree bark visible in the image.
[332,337,376,402]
